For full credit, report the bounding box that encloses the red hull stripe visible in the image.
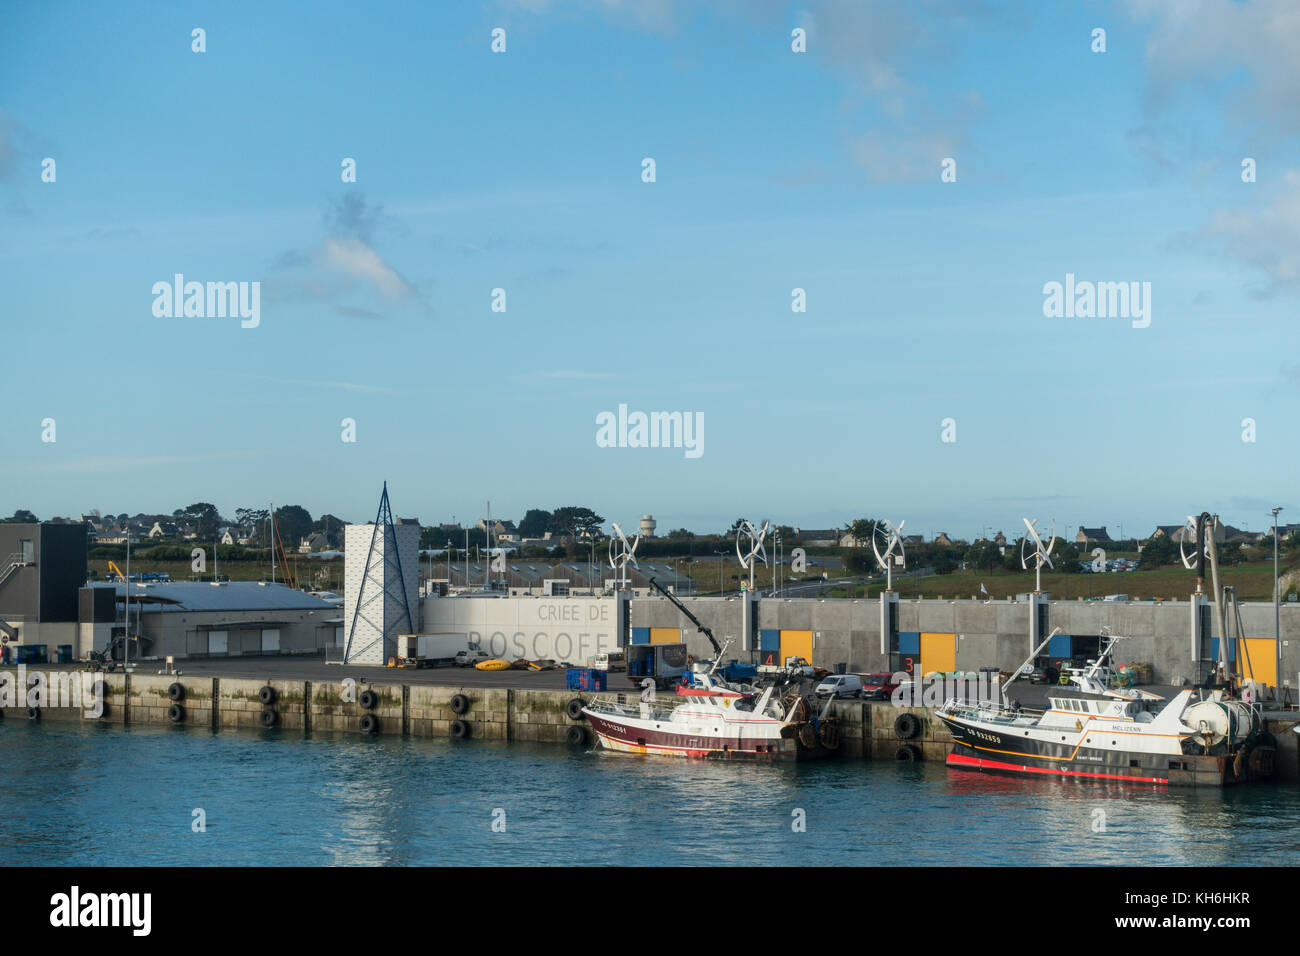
[947,751,1169,785]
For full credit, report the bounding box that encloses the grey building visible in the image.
[80,581,341,660]
[0,522,87,653]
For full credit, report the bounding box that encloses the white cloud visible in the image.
[1126,0,1300,141]
[1195,169,1300,297]
[321,236,416,302]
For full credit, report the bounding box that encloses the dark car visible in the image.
[860,673,901,701]
[1026,664,1060,685]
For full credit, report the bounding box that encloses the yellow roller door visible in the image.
[1241,639,1277,686]
[920,632,956,675]
[779,629,813,664]
[650,627,680,644]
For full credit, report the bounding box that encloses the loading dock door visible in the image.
[779,629,813,665]
[261,629,280,653]
[920,632,956,675]
[208,630,228,655]
[1241,639,1277,686]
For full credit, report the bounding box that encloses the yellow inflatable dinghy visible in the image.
[475,658,511,671]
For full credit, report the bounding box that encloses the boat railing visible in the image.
[585,695,681,723]
[940,696,1045,721]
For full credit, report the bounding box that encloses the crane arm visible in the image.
[647,576,722,656]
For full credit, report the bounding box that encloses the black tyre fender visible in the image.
[566,724,587,746]
[359,689,379,710]
[895,744,922,762]
[449,693,470,715]
[168,703,185,723]
[566,697,585,721]
[894,713,921,740]
[450,718,471,739]
[167,682,185,702]
[260,708,278,728]
[26,706,40,720]
[359,713,378,734]
[258,685,277,706]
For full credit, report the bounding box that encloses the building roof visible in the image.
[1078,526,1112,539]
[98,581,336,613]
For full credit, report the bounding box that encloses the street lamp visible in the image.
[714,549,727,596]
[1272,507,1282,699]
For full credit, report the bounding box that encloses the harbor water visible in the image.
[3,721,1298,866]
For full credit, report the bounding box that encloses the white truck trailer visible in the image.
[397,634,471,668]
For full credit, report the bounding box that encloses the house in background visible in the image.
[298,532,333,554]
[1076,526,1113,547]
[478,519,518,542]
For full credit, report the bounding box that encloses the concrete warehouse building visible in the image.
[3,518,1297,698]
[79,582,340,659]
[0,522,88,654]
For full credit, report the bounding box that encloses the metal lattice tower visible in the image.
[342,482,416,664]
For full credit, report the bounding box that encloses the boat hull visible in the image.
[583,709,833,760]
[937,714,1237,787]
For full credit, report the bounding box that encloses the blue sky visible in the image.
[2,0,1297,539]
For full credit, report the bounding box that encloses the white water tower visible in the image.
[639,515,657,538]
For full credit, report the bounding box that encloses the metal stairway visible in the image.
[0,553,25,588]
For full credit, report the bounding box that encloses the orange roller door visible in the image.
[920,632,956,675]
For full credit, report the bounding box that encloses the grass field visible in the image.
[828,562,1295,602]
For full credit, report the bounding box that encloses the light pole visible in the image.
[1272,507,1282,699]
[714,549,726,596]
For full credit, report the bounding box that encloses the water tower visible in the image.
[639,515,657,538]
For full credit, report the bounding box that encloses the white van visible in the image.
[814,674,863,699]
[590,650,626,672]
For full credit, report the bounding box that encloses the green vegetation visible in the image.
[828,562,1287,602]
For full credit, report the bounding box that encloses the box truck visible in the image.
[396,634,470,668]
[626,643,688,689]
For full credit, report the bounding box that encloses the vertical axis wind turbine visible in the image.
[1020,518,1057,593]
[735,520,770,592]
[608,523,640,591]
[872,519,906,592]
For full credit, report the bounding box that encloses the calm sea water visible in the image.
[2,721,1297,866]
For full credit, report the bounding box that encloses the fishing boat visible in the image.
[935,628,1277,787]
[582,576,836,758]
[581,660,835,759]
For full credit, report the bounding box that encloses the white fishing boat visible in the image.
[581,657,835,759]
[936,628,1277,787]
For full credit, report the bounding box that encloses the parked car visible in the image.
[453,648,491,668]
[589,650,626,672]
[814,674,864,699]
[860,673,901,701]
[1026,664,1059,685]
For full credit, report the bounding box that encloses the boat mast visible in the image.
[1002,626,1062,705]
